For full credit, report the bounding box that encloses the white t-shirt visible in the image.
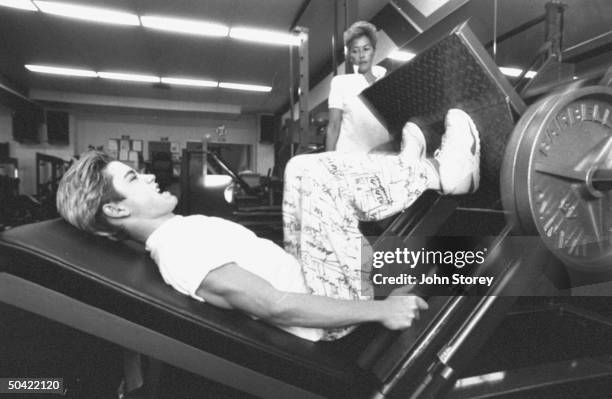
[145,215,325,341]
[328,67,391,153]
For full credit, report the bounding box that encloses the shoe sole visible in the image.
[466,114,480,193]
[442,109,481,195]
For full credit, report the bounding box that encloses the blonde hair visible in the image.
[56,150,125,240]
[344,21,378,49]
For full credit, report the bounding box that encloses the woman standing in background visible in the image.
[326,21,392,152]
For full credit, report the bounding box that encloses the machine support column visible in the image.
[294,27,310,151]
[338,0,359,74]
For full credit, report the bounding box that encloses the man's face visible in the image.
[105,161,177,219]
[349,35,375,74]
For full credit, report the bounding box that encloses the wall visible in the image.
[0,105,74,195]
[0,106,10,144]
[74,110,259,158]
[256,142,275,176]
[0,105,273,195]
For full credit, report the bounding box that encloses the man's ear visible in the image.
[102,202,130,219]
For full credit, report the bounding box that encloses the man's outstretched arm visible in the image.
[196,262,428,330]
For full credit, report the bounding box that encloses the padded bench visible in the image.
[0,218,378,398]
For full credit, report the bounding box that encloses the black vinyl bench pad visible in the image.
[0,219,375,398]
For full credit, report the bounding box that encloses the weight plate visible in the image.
[502,85,612,271]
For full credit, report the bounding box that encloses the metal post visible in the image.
[545,1,566,61]
[332,0,339,76]
[518,1,568,96]
[294,27,310,151]
[492,0,498,60]
[201,134,208,181]
[342,0,359,74]
[285,39,295,157]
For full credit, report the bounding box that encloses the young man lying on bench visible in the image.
[56,109,479,341]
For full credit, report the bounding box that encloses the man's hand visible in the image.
[379,285,428,330]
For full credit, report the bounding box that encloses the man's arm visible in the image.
[196,262,428,330]
[325,108,342,151]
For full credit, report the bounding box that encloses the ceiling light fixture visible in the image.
[219,82,272,92]
[229,27,301,46]
[98,72,160,83]
[388,50,416,62]
[499,67,537,79]
[25,64,97,77]
[161,77,218,88]
[141,15,228,37]
[33,1,139,25]
[0,0,37,11]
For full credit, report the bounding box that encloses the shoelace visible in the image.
[434,132,448,160]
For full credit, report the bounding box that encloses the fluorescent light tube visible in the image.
[499,67,537,79]
[34,1,139,25]
[388,50,415,62]
[161,77,218,87]
[0,0,37,11]
[219,82,271,92]
[25,64,97,77]
[98,72,160,83]
[229,27,300,46]
[141,15,228,37]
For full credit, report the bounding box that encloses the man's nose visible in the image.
[143,173,156,183]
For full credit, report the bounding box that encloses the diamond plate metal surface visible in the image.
[361,34,516,208]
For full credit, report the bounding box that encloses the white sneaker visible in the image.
[400,121,426,161]
[435,109,480,195]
